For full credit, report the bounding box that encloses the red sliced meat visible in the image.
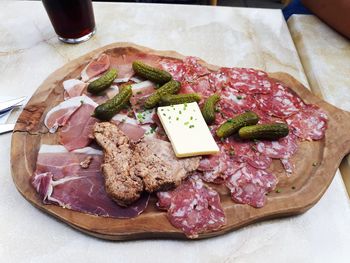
[256,133,298,159]
[182,56,210,82]
[32,145,149,218]
[209,67,271,94]
[44,95,93,133]
[63,79,87,100]
[198,147,230,184]
[130,81,157,124]
[180,75,213,99]
[157,175,226,238]
[111,53,162,82]
[222,138,272,170]
[286,104,328,141]
[225,162,277,208]
[59,102,98,151]
[159,58,186,81]
[257,83,304,118]
[81,54,110,82]
[111,113,146,142]
[156,191,172,210]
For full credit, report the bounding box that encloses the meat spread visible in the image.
[93,122,200,206]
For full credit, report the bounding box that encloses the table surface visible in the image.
[288,15,350,196]
[1,1,350,262]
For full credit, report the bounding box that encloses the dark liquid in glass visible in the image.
[42,0,95,41]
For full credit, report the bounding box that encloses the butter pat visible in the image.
[157,102,219,157]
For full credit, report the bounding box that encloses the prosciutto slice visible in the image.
[44,95,95,133]
[32,145,149,218]
[81,54,110,82]
[111,113,146,141]
[63,79,87,100]
[130,81,157,124]
[59,98,99,151]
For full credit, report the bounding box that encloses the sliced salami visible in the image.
[286,104,328,141]
[198,147,230,184]
[182,56,210,82]
[257,83,304,118]
[181,75,214,99]
[256,133,298,159]
[158,176,226,238]
[225,163,277,208]
[209,67,272,94]
[221,138,272,170]
[159,58,186,82]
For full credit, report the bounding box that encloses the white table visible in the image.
[288,15,350,196]
[1,2,350,262]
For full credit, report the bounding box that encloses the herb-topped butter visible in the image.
[157,102,219,157]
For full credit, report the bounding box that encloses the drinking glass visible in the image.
[42,0,96,44]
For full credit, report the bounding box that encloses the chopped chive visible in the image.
[184,121,189,125]
[189,125,195,128]
[275,189,281,193]
[236,95,243,100]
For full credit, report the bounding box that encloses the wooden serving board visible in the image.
[10,43,350,240]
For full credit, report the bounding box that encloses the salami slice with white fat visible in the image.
[209,67,272,94]
[160,58,186,82]
[221,138,272,170]
[225,162,277,208]
[286,104,328,141]
[157,175,226,238]
[182,56,210,82]
[257,83,304,118]
[256,133,298,159]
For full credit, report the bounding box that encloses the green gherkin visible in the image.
[216,111,259,138]
[159,93,201,106]
[201,93,220,125]
[144,80,180,109]
[93,85,132,121]
[87,68,118,94]
[132,61,172,85]
[238,123,289,140]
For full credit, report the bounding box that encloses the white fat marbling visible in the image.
[1,2,350,263]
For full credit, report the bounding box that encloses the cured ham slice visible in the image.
[225,162,277,208]
[111,113,146,142]
[44,95,95,133]
[59,98,98,151]
[63,79,87,100]
[110,53,161,82]
[130,81,157,124]
[286,104,328,141]
[81,54,110,82]
[32,145,149,218]
[157,175,225,238]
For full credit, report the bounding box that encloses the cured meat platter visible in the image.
[10,42,350,240]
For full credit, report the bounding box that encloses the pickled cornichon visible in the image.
[238,123,289,140]
[202,93,220,125]
[87,68,118,94]
[159,93,201,106]
[132,61,172,85]
[144,80,180,109]
[216,111,259,138]
[93,85,132,121]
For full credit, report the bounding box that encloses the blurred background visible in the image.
[91,0,286,9]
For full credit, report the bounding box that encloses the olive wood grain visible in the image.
[10,43,350,240]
